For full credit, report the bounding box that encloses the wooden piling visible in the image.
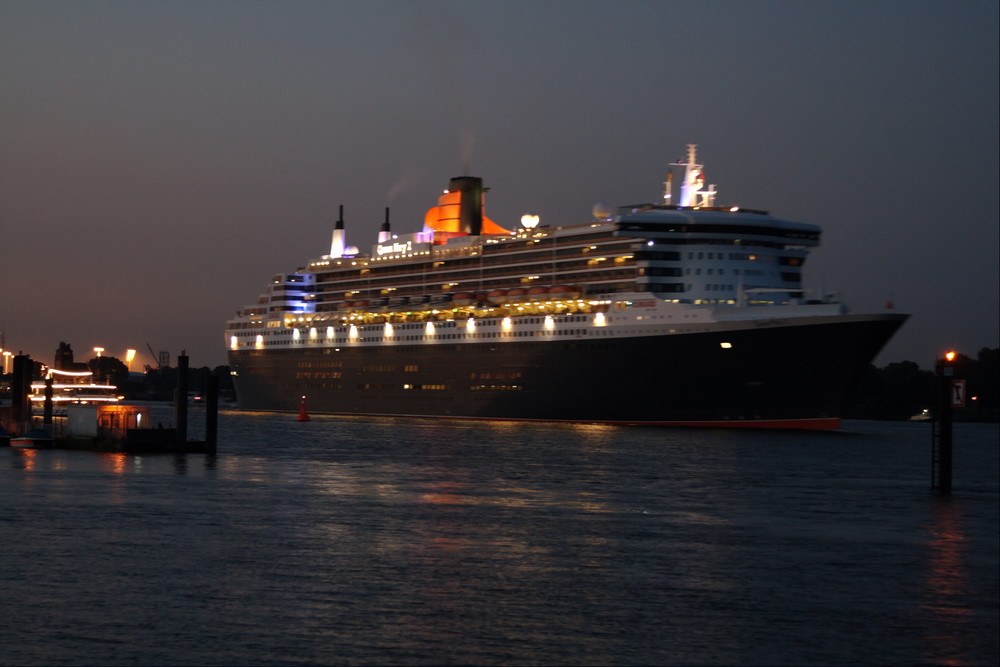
[205,369,218,455]
[176,353,189,451]
[43,376,54,426]
[11,354,30,433]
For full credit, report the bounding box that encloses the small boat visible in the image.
[10,428,54,448]
[909,409,932,422]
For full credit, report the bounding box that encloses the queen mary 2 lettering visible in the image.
[224,145,907,429]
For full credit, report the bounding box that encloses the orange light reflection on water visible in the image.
[922,498,972,666]
[15,447,38,471]
[99,452,128,474]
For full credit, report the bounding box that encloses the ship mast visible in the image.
[671,144,717,207]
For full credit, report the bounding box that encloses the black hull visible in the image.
[228,314,906,429]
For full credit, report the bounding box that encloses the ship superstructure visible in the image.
[225,145,906,428]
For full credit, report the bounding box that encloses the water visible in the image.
[2,413,997,666]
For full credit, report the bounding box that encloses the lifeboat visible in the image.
[452,292,475,306]
[507,287,528,301]
[389,296,409,308]
[549,285,581,299]
[527,286,549,299]
[429,293,453,305]
[352,300,370,310]
[338,301,355,311]
[408,295,429,306]
[487,289,508,304]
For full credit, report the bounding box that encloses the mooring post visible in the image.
[932,351,957,493]
[176,353,189,452]
[43,376,54,426]
[205,369,218,455]
[11,354,30,434]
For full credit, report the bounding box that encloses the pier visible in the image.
[1,352,218,454]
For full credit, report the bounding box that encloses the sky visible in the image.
[1,0,997,370]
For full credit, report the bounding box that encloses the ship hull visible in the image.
[228,313,906,429]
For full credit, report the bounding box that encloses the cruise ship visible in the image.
[225,145,906,429]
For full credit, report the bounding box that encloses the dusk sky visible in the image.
[2,0,997,370]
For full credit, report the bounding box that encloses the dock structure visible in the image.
[2,352,219,454]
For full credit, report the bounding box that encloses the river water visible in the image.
[2,413,997,666]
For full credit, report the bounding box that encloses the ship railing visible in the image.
[286,300,610,330]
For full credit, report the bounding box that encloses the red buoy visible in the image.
[296,395,310,421]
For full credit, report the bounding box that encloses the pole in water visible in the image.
[43,376,54,426]
[176,353,189,452]
[932,350,957,493]
[204,368,218,455]
[297,395,310,422]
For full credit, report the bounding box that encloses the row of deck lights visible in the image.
[239,302,611,350]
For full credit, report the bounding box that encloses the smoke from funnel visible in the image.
[460,128,475,175]
[387,170,416,202]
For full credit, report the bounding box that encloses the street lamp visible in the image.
[94,347,104,358]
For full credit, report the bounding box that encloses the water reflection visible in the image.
[922,497,973,666]
[11,447,38,471]
[98,452,128,474]
[2,416,995,666]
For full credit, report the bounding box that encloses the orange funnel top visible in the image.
[424,176,509,244]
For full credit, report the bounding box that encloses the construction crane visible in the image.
[145,344,170,369]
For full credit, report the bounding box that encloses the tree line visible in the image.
[85,356,236,402]
[847,347,998,421]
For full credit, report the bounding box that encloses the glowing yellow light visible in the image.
[48,369,93,377]
[254,335,264,349]
[945,350,957,362]
[544,315,554,330]
[349,325,358,341]
[326,326,335,338]
[230,336,238,350]
[425,322,435,336]
[384,322,394,337]
[594,312,607,327]
[501,317,512,331]
[466,318,476,332]
[720,342,733,349]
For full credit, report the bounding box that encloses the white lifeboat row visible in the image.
[337,285,582,311]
